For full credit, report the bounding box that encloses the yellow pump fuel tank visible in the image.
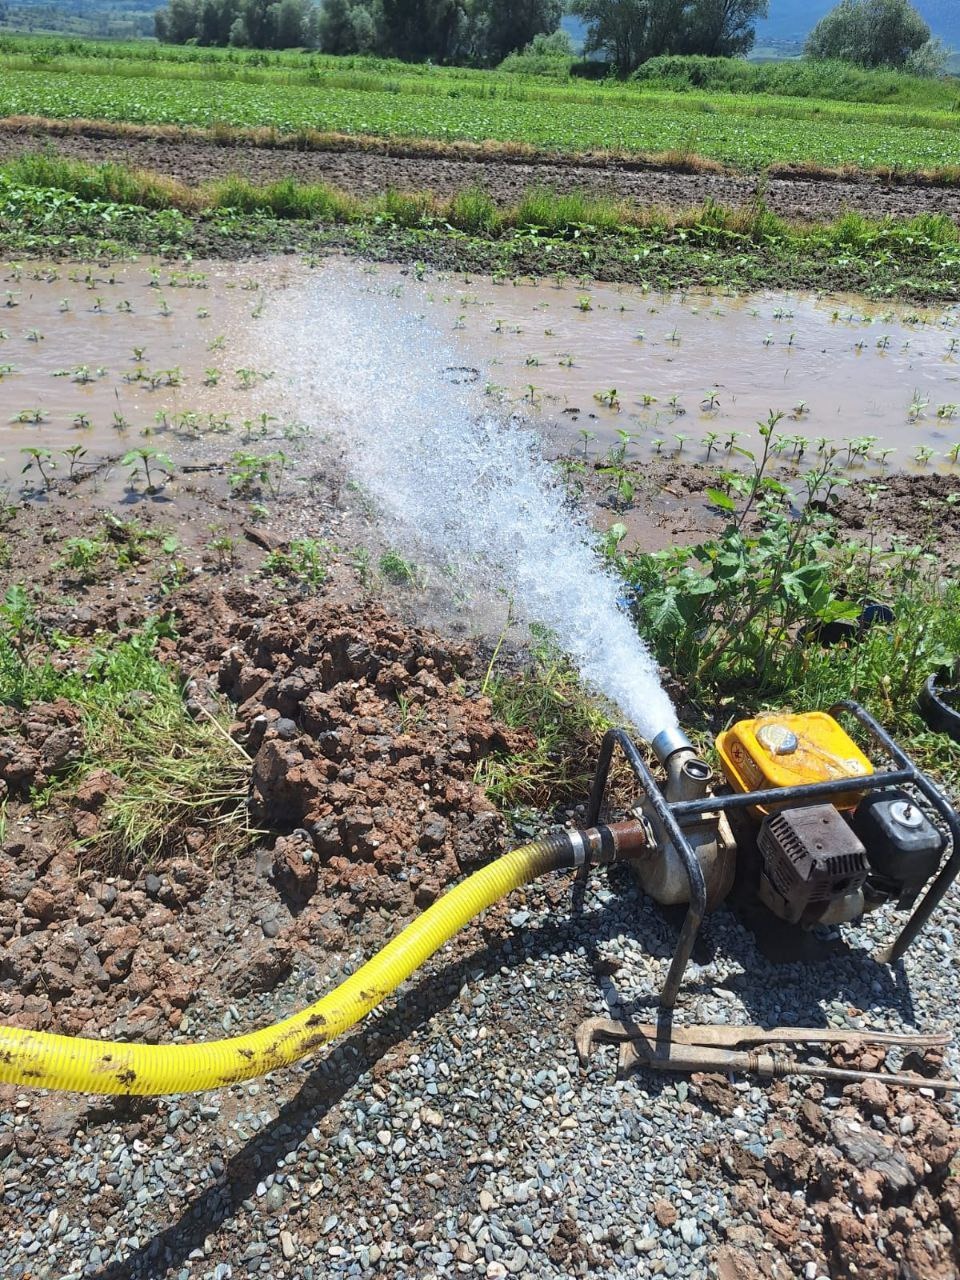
[716,711,873,817]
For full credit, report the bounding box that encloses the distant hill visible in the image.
[563,3,960,55]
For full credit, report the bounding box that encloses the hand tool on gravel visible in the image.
[575,1016,957,1090]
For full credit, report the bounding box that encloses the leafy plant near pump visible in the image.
[604,419,960,751]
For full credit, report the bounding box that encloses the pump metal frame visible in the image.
[585,700,960,1009]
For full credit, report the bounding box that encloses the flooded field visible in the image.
[1,255,959,500]
[0,258,282,501]
[403,270,960,471]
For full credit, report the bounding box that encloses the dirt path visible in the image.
[3,125,960,222]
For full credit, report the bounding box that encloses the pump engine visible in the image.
[585,701,959,1009]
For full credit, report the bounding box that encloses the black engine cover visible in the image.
[757,804,869,926]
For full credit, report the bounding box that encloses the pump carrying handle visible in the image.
[586,701,960,1008]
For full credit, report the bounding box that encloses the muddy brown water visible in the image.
[2,255,959,502]
[0,259,277,499]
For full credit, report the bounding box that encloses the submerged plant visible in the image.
[122,448,174,494]
[20,447,56,490]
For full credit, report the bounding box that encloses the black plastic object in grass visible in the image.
[918,662,960,744]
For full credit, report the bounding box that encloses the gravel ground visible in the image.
[1,846,957,1280]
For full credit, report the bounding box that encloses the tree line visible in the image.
[155,0,563,62]
[154,0,945,77]
[570,0,767,71]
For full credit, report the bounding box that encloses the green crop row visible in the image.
[2,161,959,304]
[2,61,960,173]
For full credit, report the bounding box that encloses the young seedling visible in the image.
[26,328,43,342]
[264,539,328,589]
[915,445,935,465]
[20,447,56,490]
[908,390,929,422]
[13,408,45,424]
[577,295,592,312]
[207,528,237,571]
[352,546,372,586]
[579,429,597,459]
[62,445,87,480]
[57,537,107,583]
[594,388,621,411]
[701,390,721,413]
[72,413,91,430]
[701,431,720,459]
[122,448,174,494]
[379,550,417,586]
[946,443,960,464]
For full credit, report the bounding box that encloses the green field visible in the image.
[2,38,960,173]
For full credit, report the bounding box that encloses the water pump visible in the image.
[585,701,960,1008]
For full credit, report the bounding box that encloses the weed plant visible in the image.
[602,426,960,783]
[0,600,253,865]
[476,624,615,810]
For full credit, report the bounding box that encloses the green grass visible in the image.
[2,38,960,174]
[476,628,614,810]
[0,599,254,866]
[2,161,959,302]
[632,54,960,110]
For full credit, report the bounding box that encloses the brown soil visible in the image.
[3,124,960,224]
[704,1072,960,1280]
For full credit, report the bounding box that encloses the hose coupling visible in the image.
[562,818,654,871]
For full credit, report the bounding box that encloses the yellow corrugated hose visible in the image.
[0,839,565,1096]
